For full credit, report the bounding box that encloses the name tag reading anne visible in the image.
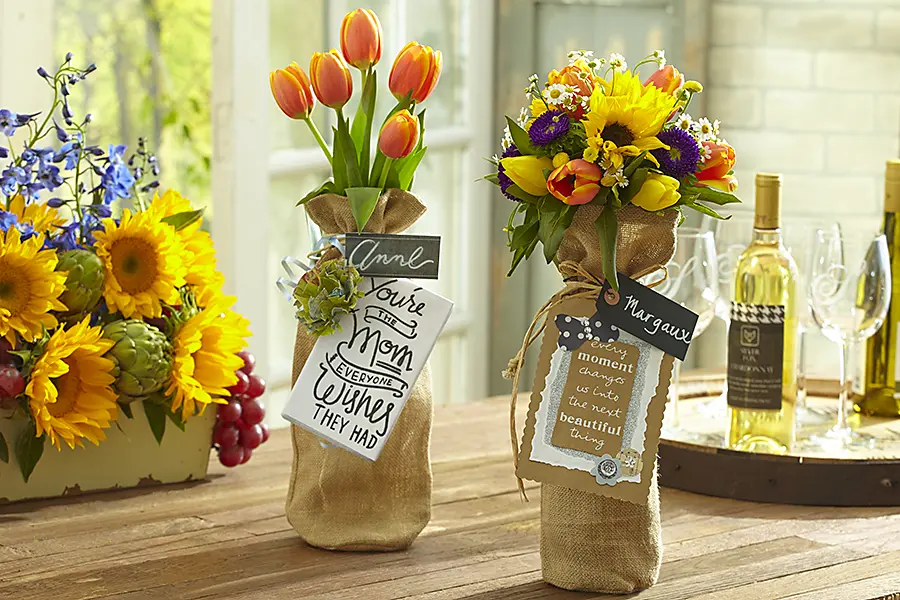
[345,233,441,280]
[282,278,453,461]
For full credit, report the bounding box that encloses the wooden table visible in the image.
[2,397,900,600]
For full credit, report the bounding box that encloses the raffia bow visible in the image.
[506,260,668,501]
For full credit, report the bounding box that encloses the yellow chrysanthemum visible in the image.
[8,194,67,235]
[93,208,186,319]
[583,70,675,155]
[166,296,250,419]
[26,317,118,450]
[0,229,68,344]
[148,190,224,307]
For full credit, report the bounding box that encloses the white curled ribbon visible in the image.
[274,234,347,302]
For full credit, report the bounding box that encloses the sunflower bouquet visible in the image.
[487,49,740,289]
[0,55,257,483]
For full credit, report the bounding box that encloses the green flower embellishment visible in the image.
[292,258,364,336]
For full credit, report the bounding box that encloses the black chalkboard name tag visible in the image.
[345,233,441,280]
[597,274,699,361]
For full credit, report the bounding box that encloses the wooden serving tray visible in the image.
[658,374,900,506]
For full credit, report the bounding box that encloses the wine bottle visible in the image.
[727,173,799,454]
[858,160,900,416]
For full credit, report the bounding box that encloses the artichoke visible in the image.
[102,319,172,401]
[56,249,104,316]
[292,258,364,336]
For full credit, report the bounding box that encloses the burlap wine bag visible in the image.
[541,204,678,593]
[285,189,433,551]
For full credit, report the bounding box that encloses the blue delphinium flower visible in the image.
[0,210,17,232]
[0,147,7,159]
[53,222,80,250]
[37,164,64,191]
[100,144,135,203]
[0,110,18,136]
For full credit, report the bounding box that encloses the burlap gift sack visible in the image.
[541,204,678,593]
[285,189,433,551]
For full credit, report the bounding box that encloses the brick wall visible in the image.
[697,0,900,376]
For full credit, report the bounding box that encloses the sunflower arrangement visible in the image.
[0,55,253,482]
[487,49,740,289]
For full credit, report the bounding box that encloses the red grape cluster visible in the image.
[214,350,269,467]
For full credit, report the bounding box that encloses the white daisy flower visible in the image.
[517,106,530,127]
[528,73,540,84]
[696,117,714,141]
[614,169,629,188]
[501,125,513,151]
[543,83,573,106]
[600,156,614,172]
[653,49,666,67]
[608,53,627,73]
[568,50,595,64]
[675,113,694,131]
[700,145,712,163]
[491,153,500,163]
[712,119,721,138]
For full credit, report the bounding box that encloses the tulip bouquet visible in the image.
[0,55,260,483]
[487,49,740,289]
[270,8,441,233]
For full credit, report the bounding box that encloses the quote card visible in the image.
[550,340,638,457]
[517,297,673,504]
[282,278,453,461]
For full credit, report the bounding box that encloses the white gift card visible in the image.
[282,278,453,461]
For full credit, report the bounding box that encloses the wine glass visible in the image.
[807,230,891,449]
[650,228,718,433]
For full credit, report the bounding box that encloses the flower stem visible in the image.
[304,117,333,163]
[376,157,393,190]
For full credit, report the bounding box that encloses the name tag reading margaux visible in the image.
[598,274,700,361]
[282,277,453,461]
[345,233,441,280]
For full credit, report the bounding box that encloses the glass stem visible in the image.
[836,340,852,435]
[797,326,807,410]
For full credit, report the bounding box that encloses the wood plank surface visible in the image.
[1,396,899,600]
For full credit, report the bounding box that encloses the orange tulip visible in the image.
[379,110,419,159]
[310,50,353,109]
[547,159,603,206]
[269,62,314,119]
[697,141,738,192]
[340,9,383,70]
[388,42,442,103]
[644,65,684,95]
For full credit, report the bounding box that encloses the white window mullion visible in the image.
[211,0,272,383]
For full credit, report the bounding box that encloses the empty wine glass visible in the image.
[807,230,891,449]
[650,228,718,433]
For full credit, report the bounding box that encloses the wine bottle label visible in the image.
[727,303,785,410]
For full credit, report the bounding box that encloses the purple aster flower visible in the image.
[497,144,522,202]
[652,127,702,181]
[528,110,570,146]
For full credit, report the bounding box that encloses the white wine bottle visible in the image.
[859,159,900,416]
[727,173,799,454]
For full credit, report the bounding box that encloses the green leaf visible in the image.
[506,116,538,155]
[507,247,528,277]
[352,69,378,180]
[622,168,649,204]
[510,217,539,250]
[161,209,204,231]
[296,178,337,206]
[683,183,742,206]
[611,185,622,208]
[395,147,427,191]
[415,109,427,153]
[15,422,44,482]
[623,151,648,178]
[588,186,611,207]
[166,408,187,432]
[594,207,620,291]
[119,402,134,419]
[336,116,363,188]
[144,401,167,445]
[0,431,8,464]
[682,198,731,221]
[346,187,383,232]
[482,173,500,185]
[505,184,542,204]
[543,205,576,263]
[331,126,349,192]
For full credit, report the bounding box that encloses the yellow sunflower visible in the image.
[166,295,250,420]
[148,190,224,307]
[26,317,118,450]
[583,70,676,155]
[8,194,67,235]
[0,228,68,344]
[93,208,187,319]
